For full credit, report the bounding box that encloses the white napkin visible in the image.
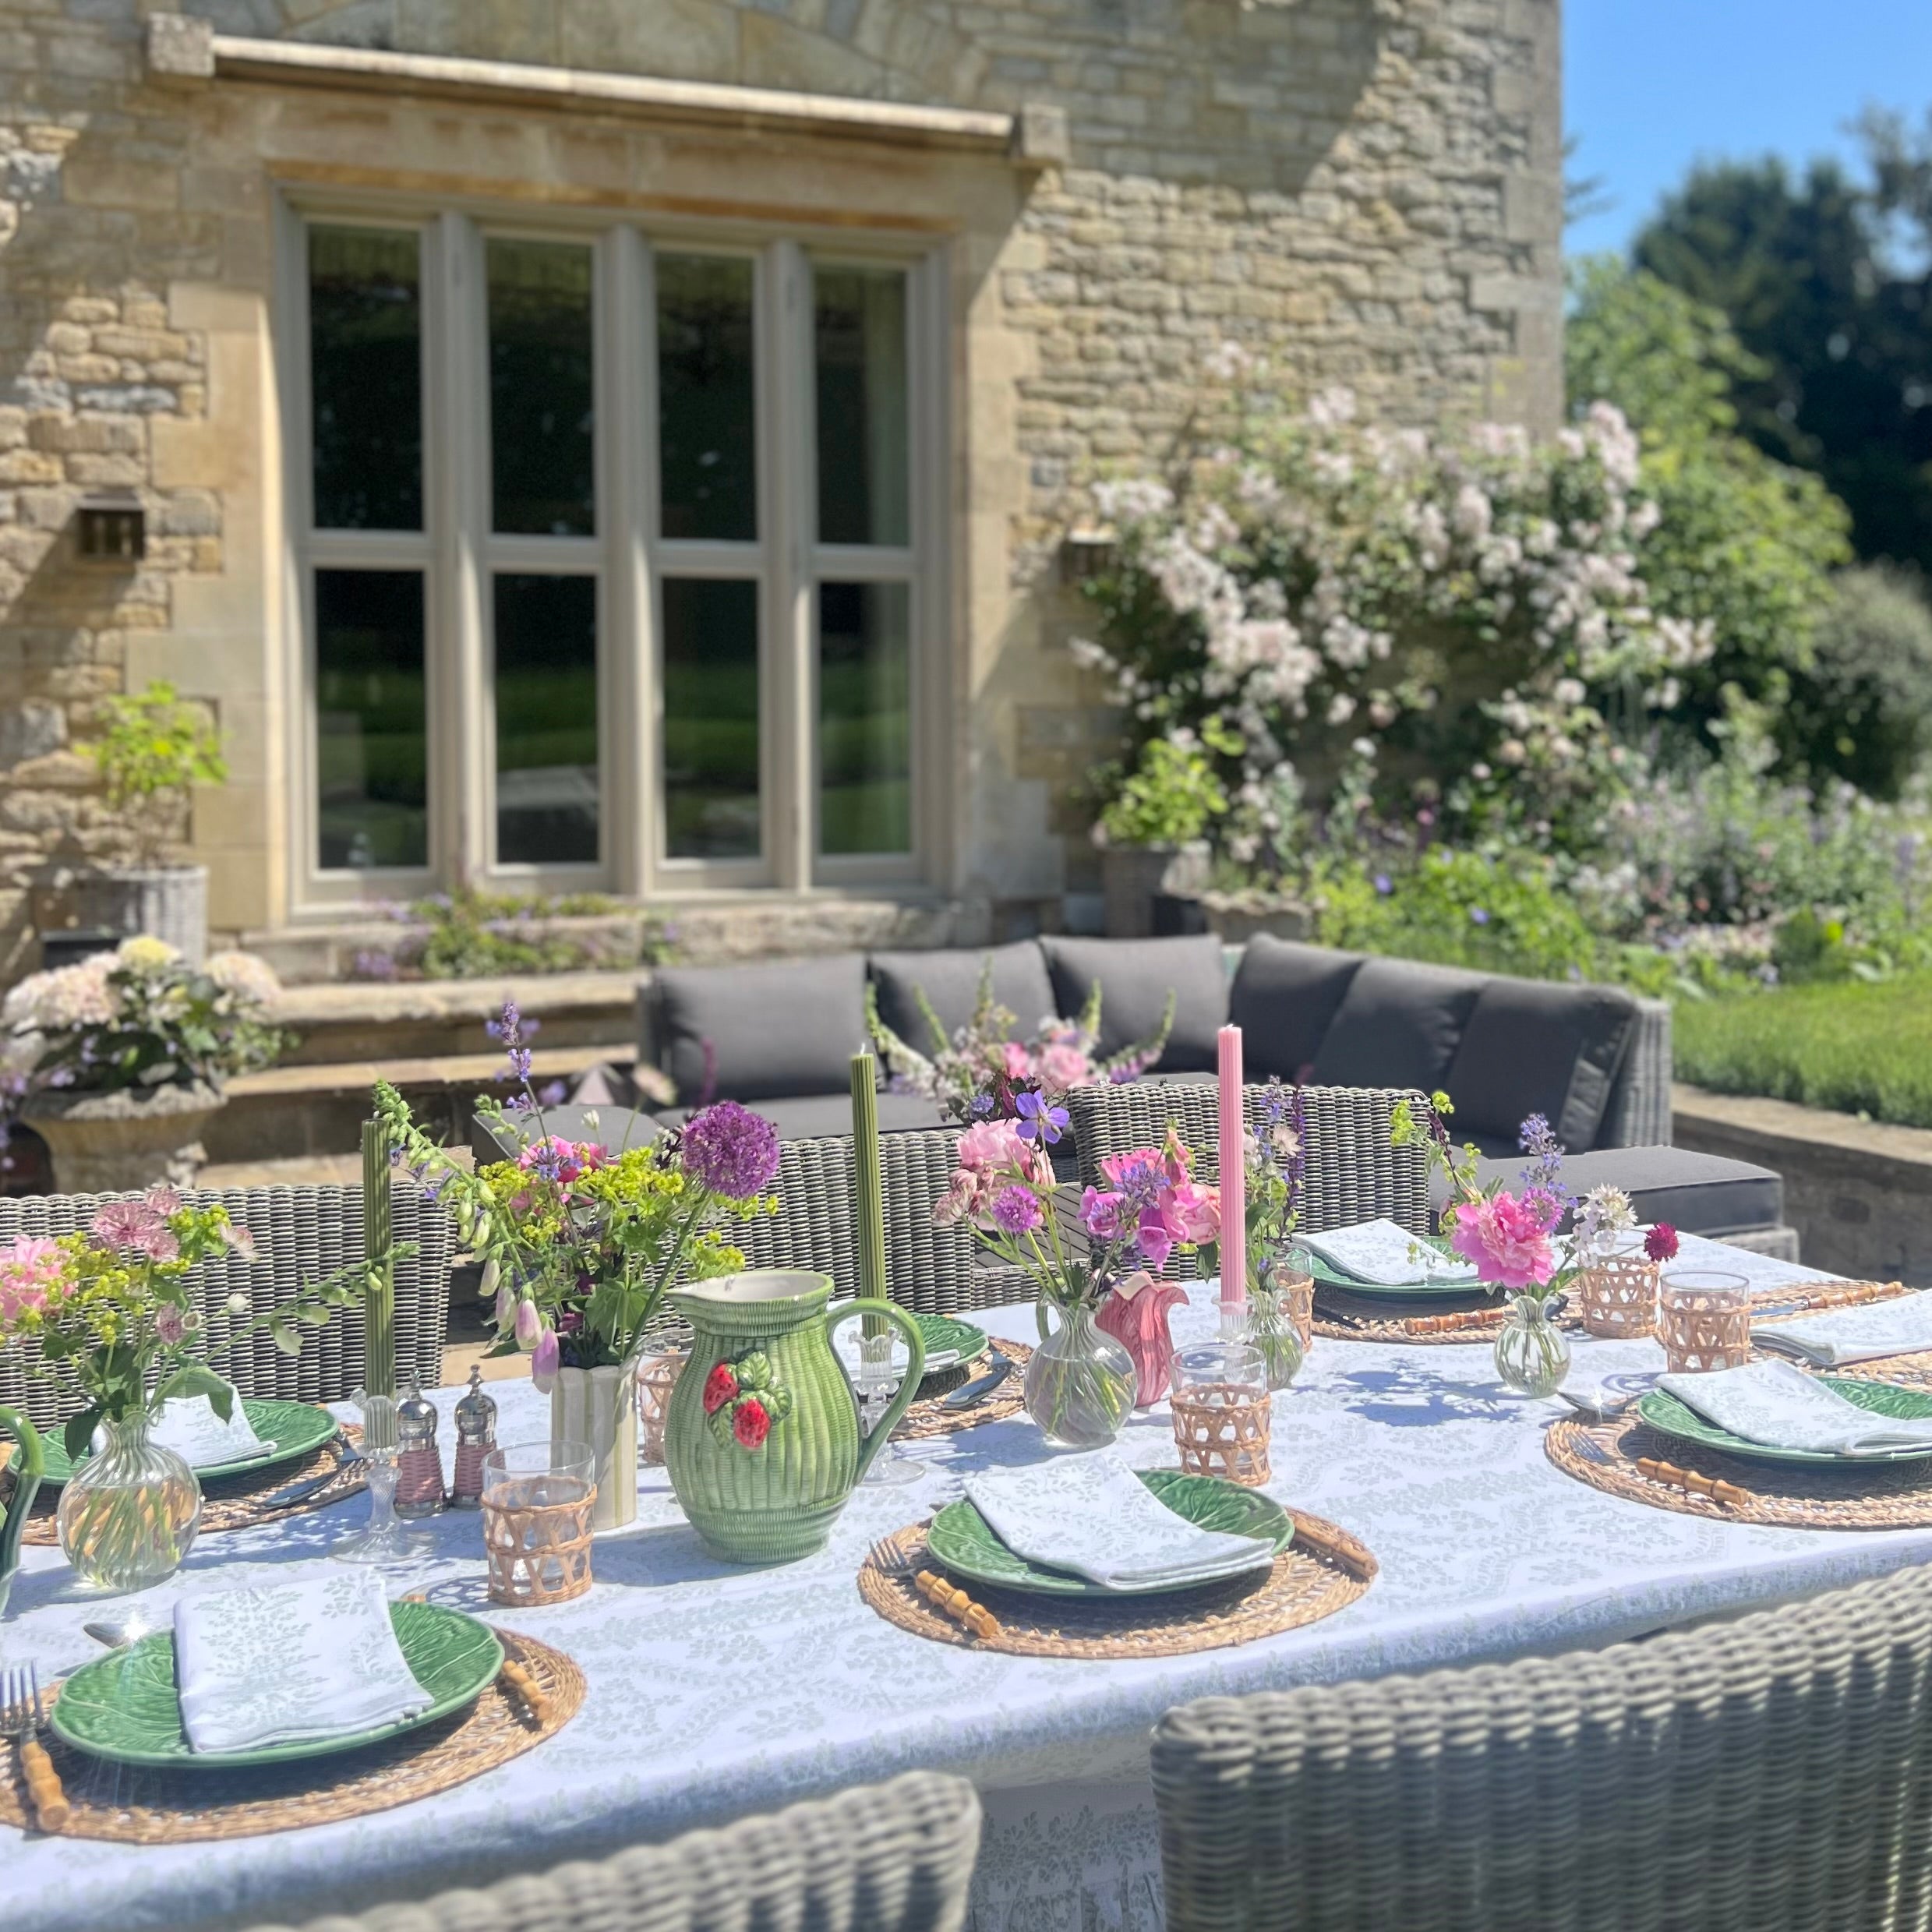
[1299,1219,1477,1287]
[1658,1359,1932,1458]
[149,1385,267,1468]
[965,1451,1278,1589]
[1752,1294,1932,1366]
[174,1571,430,1754]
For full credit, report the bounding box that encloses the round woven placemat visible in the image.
[19,1418,366,1547]
[0,1628,582,1843]
[1545,1414,1932,1529]
[1840,1348,1932,1394]
[857,1506,1376,1658]
[897,1344,1034,1439]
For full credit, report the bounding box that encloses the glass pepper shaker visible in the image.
[394,1379,447,1518]
[447,1365,496,1510]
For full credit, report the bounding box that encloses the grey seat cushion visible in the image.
[649,953,867,1103]
[655,1090,952,1142]
[1432,1146,1784,1238]
[867,942,1056,1051]
[1041,934,1228,1072]
[1229,937,1366,1083]
[1444,977,1640,1154]
[1309,957,1486,1093]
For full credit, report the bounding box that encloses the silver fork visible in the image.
[867,1532,920,1578]
[3,1663,70,1831]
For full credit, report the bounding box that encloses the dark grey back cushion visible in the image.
[1309,957,1486,1093]
[867,942,1056,1051]
[651,953,867,1103]
[1041,935,1228,1072]
[1445,977,1640,1153]
[1229,938,1366,1083]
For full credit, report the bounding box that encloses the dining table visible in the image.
[9,1233,1932,1932]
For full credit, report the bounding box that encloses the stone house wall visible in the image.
[0,0,1561,974]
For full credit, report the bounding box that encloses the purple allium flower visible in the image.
[681,1100,781,1200]
[990,1184,1044,1235]
[1014,1088,1068,1146]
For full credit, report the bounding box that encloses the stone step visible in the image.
[210,1043,622,1164]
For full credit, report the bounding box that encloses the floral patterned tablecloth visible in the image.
[9,1236,1928,1932]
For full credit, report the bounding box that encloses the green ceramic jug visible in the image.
[0,1405,45,1623]
[665,1271,925,1563]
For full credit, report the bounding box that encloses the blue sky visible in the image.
[1564,0,1932,260]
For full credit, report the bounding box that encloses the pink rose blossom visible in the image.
[1163,1180,1222,1244]
[956,1118,1028,1173]
[1449,1192,1558,1291]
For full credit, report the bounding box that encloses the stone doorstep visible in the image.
[1672,1083,1932,1287]
[267,968,645,1066]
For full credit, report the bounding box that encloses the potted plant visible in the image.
[373,1001,782,1531]
[4,938,287,1193]
[72,681,227,962]
[1093,731,1227,938]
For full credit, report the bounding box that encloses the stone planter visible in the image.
[1100,842,1210,939]
[64,864,208,964]
[20,1079,224,1194]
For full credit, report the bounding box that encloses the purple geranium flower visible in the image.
[681,1100,782,1200]
[989,1185,1044,1235]
[1014,1088,1068,1146]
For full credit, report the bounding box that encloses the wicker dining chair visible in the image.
[0,1182,450,1432]
[1152,1557,1932,1931]
[250,1769,982,1932]
[1065,1081,1432,1253]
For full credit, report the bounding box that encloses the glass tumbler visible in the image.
[1170,1342,1272,1487]
[1659,1270,1754,1373]
[482,1439,597,1607]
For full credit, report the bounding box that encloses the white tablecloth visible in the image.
[9,1238,1930,1931]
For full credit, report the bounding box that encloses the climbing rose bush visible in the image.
[1072,358,1716,867]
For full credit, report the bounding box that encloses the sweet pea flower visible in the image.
[1449,1192,1557,1291]
[1080,1187,1127,1241]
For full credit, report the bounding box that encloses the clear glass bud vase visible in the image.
[1247,1253,1311,1390]
[1026,1303,1135,1450]
[57,1411,202,1594]
[1493,1293,1570,1398]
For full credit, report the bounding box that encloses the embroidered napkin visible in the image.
[174,1570,430,1754]
[965,1451,1278,1589]
[1658,1359,1932,1457]
[150,1384,267,1468]
[1752,1294,1932,1367]
[1299,1219,1477,1287]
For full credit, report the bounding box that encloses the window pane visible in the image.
[309,225,422,532]
[818,581,910,856]
[488,238,595,536]
[315,570,427,870]
[495,574,599,866]
[657,254,757,541]
[814,265,909,547]
[662,577,760,860]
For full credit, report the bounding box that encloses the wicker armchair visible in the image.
[1152,1558,1932,1931]
[1065,1082,1432,1246]
[0,1183,450,1431]
[251,1770,981,1932]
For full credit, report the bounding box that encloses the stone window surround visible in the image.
[276,190,952,914]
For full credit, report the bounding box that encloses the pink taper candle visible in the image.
[1217,1023,1246,1318]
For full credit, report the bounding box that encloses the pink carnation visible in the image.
[1449,1192,1558,1291]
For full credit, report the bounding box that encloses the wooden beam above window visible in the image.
[145,14,1068,164]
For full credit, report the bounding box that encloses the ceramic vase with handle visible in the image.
[664,1271,924,1564]
[0,1406,44,1623]
[551,1362,638,1533]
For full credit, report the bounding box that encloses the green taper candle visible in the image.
[362,1114,397,1398]
[851,1051,888,1339]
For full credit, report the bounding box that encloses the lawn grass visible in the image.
[1673,973,1932,1130]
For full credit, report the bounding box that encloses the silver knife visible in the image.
[943,1349,1014,1411]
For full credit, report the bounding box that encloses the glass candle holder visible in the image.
[635,1348,687,1467]
[1577,1234,1661,1340]
[1659,1270,1754,1373]
[1170,1342,1272,1487]
[482,1439,596,1607]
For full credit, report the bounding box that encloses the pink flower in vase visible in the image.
[999,1040,1033,1080]
[1449,1192,1558,1291]
[1095,1273,1191,1406]
[1163,1180,1222,1245]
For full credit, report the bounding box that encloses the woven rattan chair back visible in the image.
[1065,1082,1431,1261]
[0,1183,450,1432]
[1153,1557,1932,1932]
[253,1768,981,1932]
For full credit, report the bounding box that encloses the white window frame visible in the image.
[274,190,948,916]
